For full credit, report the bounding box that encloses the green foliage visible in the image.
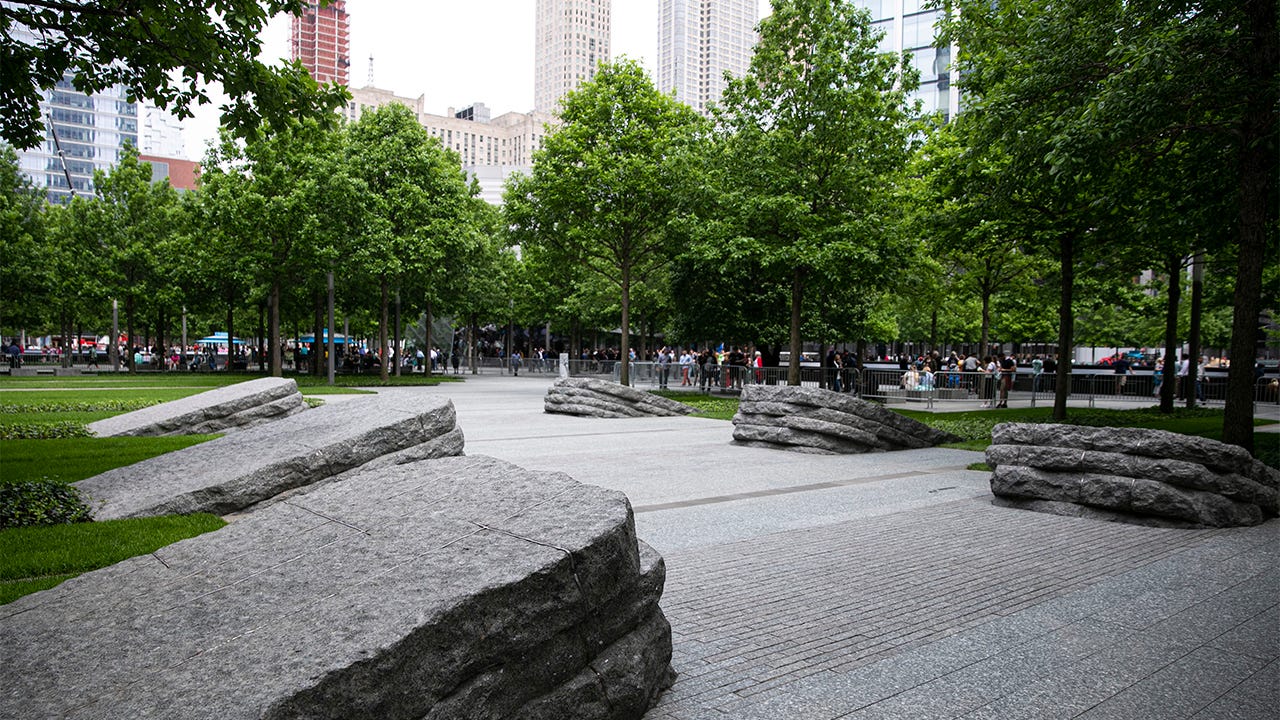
[0,422,92,440]
[1,0,349,149]
[0,145,47,331]
[0,480,91,528]
[345,103,479,381]
[0,513,226,604]
[706,0,918,381]
[506,60,707,384]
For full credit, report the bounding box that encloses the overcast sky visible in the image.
[184,0,669,159]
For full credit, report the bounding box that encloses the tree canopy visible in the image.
[504,59,706,385]
[710,0,918,384]
[1,0,349,149]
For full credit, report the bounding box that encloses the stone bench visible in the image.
[732,385,958,454]
[87,377,306,437]
[76,393,464,520]
[987,423,1280,528]
[3,455,674,719]
[545,377,697,418]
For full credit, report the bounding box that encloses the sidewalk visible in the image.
[390,375,1278,720]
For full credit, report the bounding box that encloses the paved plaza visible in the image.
[362,375,1279,720]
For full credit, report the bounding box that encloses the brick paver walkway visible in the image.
[649,499,1276,719]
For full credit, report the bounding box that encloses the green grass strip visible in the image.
[0,514,226,604]
[651,390,740,420]
[0,435,219,485]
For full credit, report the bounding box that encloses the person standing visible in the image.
[1114,354,1131,395]
[657,347,672,389]
[997,352,1017,408]
[1031,355,1043,394]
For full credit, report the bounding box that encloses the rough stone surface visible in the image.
[76,393,463,520]
[87,377,306,437]
[544,377,698,418]
[986,422,1280,528]
[731,385,958,454]
[2,455,674,720]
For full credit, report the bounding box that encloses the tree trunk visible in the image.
[125,295,135,374]
[469,313,479,374]
[1186,254,1203,409]
[269,282,281,377]
[1159,254,1182,413]
[424,301,433,374]
[312,291,323,377]
[379,277,390,382]
[980,284,991,359]
[1053,234,1074,421]
[1223,0,1276,452]
[619,264,632,386]
[788,267,803,386]
[258,302,266,373]
[226,295,235,374]
[930,309,939,356]
[818,341,828,389]
[394,290,402,378]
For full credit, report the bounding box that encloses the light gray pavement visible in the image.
[331,376,1277,718]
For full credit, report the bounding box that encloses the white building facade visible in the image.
[658,0,759,117]
[535,0,612,114]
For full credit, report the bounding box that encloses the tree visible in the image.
[942,0,1277,448]
[1,0,349,149]
[504,59,707,386]
[197,121,352,376]
[346,103,475,382]
[712,0,918,385]
[87,147,180,372]
[1079,0,1277,449]
[939,0,1133,420]
[0,144,48,335]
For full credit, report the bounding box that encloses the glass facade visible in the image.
[17,74,139,203]
[853,0,959,123]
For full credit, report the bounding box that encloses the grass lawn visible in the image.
[1,436,219,484]
[0,371,455,604]
[652,390,741,420]
[0,514,225,605]
[0,377,247,604]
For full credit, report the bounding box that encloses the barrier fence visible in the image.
[528,361,1276,408]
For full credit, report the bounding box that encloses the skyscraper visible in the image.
[16,76,138,203]
[535,0,612,114]
[658,0,758,117]
[291,0,351,86]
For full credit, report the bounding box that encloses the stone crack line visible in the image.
[633,465,976,513]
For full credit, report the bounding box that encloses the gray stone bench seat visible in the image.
[732,385,958,454]
[545,377,698,418]
[3,455,673,720]
[987,422,1280,528]
[87,377,306,437]
[75,393,463,520]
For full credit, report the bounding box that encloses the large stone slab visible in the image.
[731,385,957,454]
[75,393,464,520]
[986,422,1280,528]
[2,455,674,720]
[544,377,698,418]
[87,377,306,437]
